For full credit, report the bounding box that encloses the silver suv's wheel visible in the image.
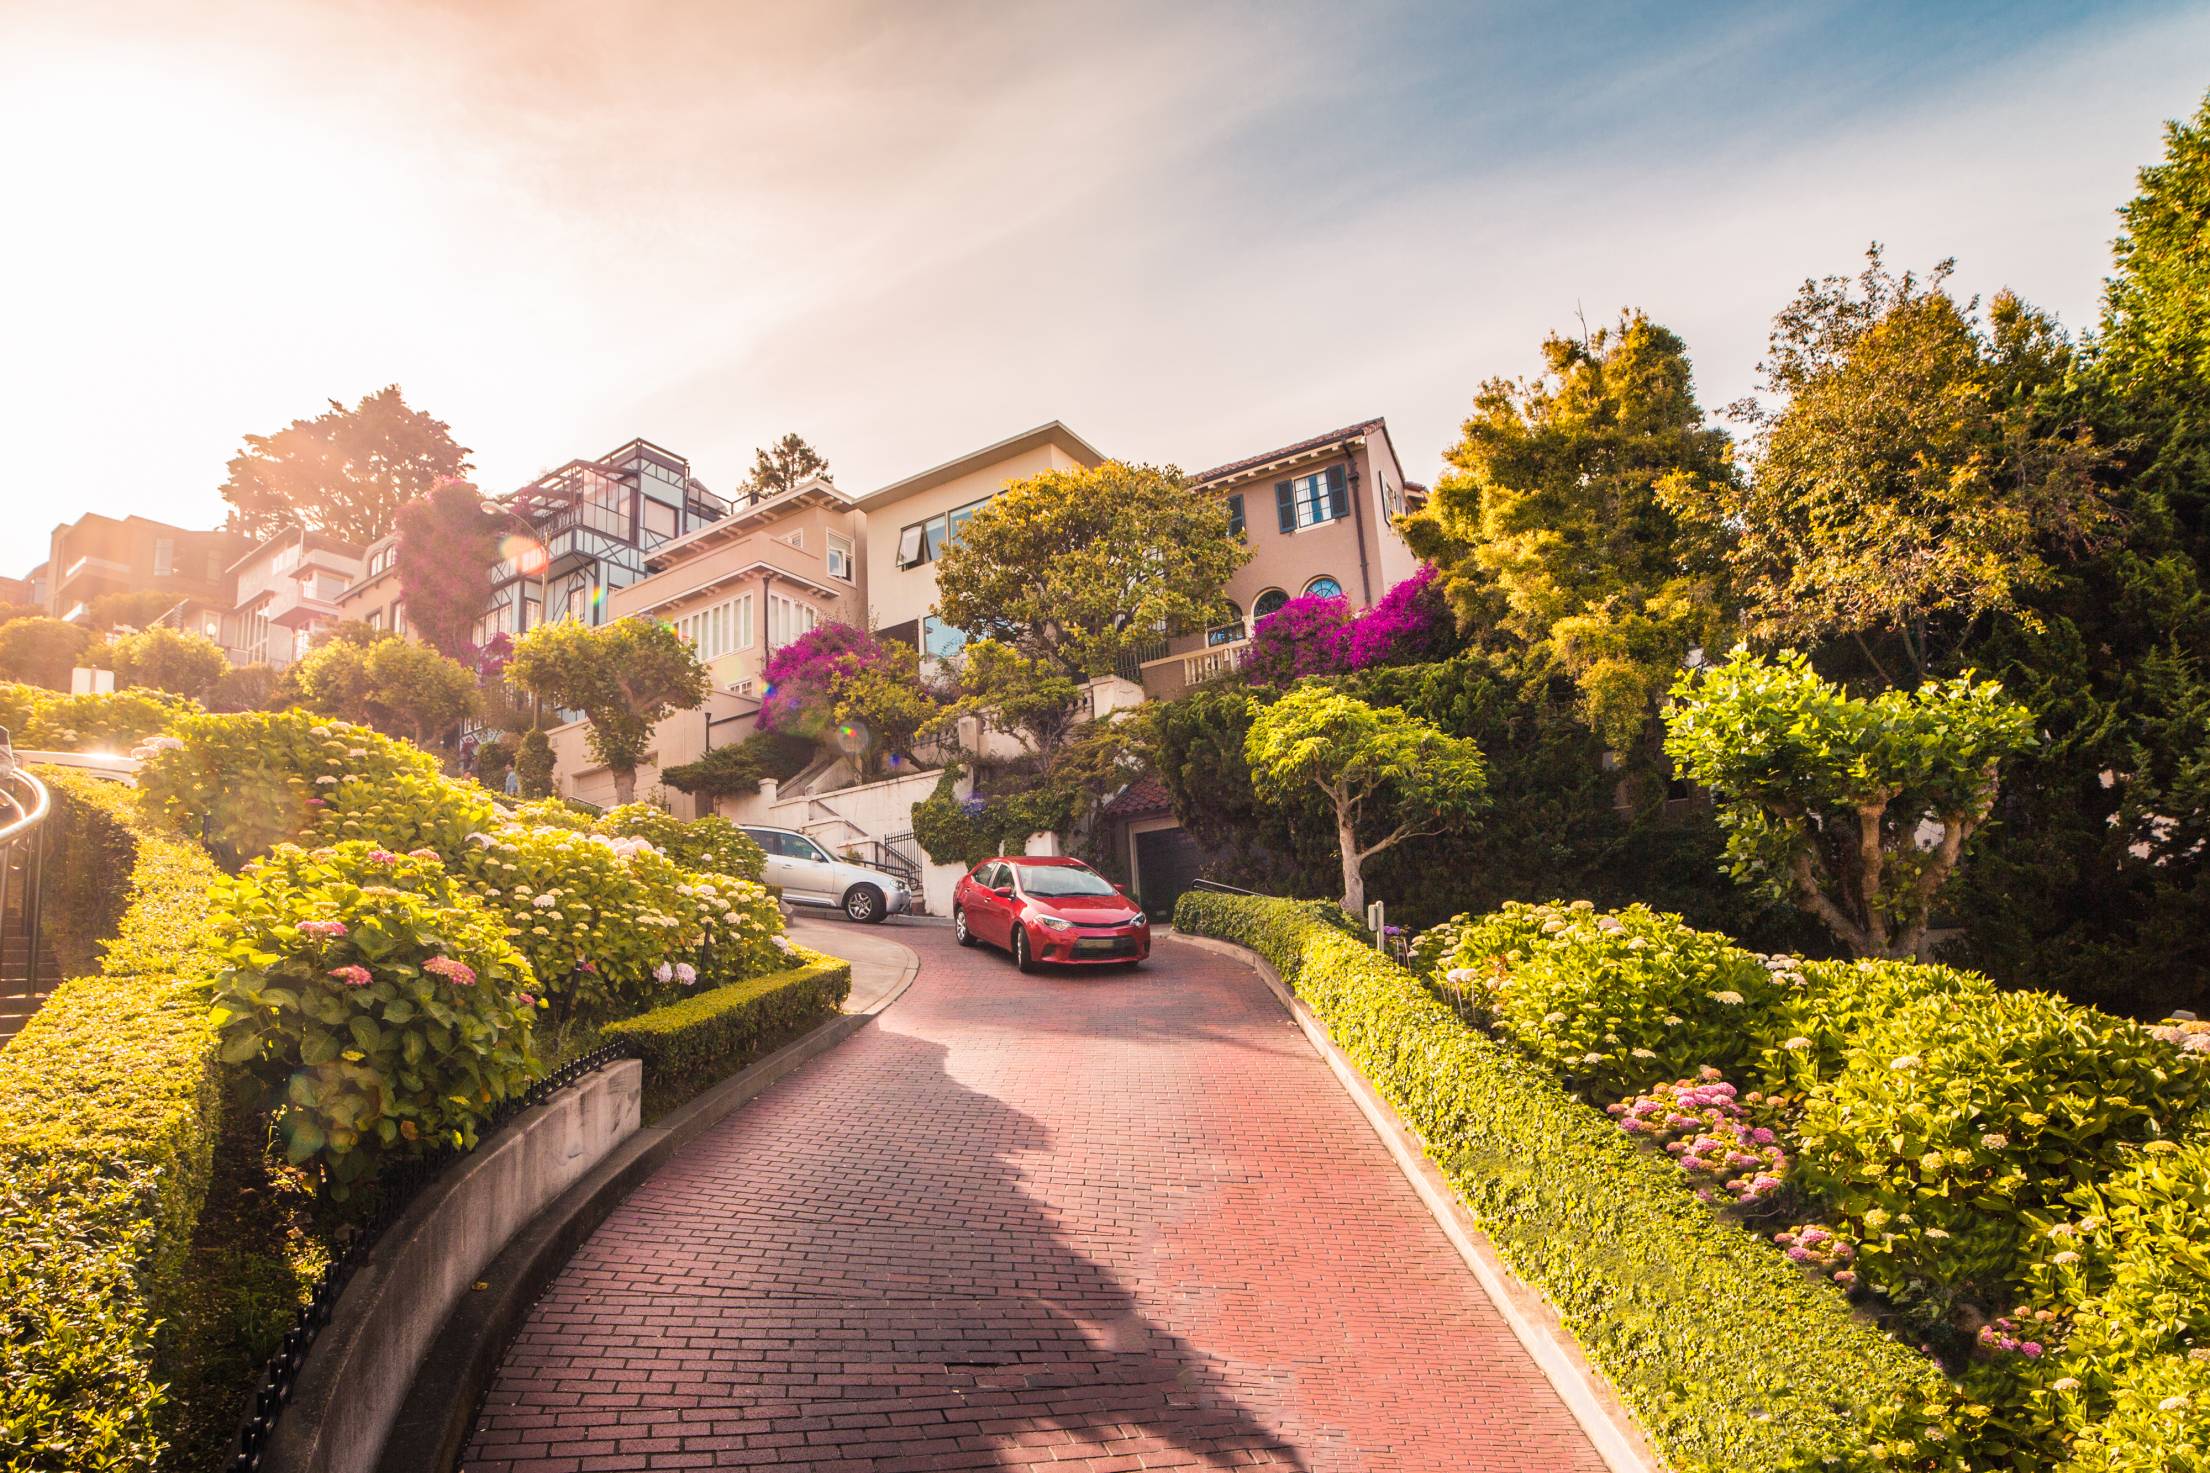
[843,884,884,923]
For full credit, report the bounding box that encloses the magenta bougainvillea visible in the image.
[756,622,895,734]
[1243,564,1453,685]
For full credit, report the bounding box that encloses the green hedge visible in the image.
[603,951,851,1118]
[0,771,231,1471]
[1174,890,1962,1473]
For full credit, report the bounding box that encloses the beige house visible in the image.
[335,534,406,638]
[544,476,866,811]
[853,421,1104,663]
[1137,417,1422,698]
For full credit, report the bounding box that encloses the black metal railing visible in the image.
[226,1043,632,1472]
[0,734,53,1042]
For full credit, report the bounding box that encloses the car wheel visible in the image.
[843,884,884,924]
[953,906,978,947]
[1012,926,1040,974]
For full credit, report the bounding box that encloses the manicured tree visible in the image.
[292,633,476,748]
[932,639,1085,759]
[0,617,95,691]
[205,662,283,713]
[506,617,707,804]
[218,385,472,541]
[514,728,555,799]
[1401,312,1737,747]
[1244,686,1488,915]
[661,729,817,801]
[1663,647,2036,959]
[99,626,230,697]
[394,477,500,661]
[932,460,1247,677]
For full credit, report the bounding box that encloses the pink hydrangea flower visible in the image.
[366,849,398,864]
[423,956,477,986]
[328,964,373,987]
[675,962,697,986]
[298,920,349,938]
[407,848,439,861]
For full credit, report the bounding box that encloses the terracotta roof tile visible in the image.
[1191,418,1385,486]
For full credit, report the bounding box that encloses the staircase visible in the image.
[0,761,56,1044]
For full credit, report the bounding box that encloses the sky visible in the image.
[2,0,2207,576]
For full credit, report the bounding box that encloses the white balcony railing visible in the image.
[1141,638,1252,686]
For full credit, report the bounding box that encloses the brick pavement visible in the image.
[463,921,1608,1472]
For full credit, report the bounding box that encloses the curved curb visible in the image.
[1168,930,1667,1473]
[377,934,921,1473]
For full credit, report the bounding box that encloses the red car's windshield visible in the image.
[1015,865,1118,898]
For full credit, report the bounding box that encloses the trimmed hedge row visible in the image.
[602,950,852,1118]
[0,770,232,1471]
[1174,889,1961,1473]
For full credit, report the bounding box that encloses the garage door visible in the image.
[1133,826,1207,920]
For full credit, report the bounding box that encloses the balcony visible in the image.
[1141,638,1252,688]
[263,586,341,629]
[61,554,132,587]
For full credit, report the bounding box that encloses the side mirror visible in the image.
[992,885,1016,899]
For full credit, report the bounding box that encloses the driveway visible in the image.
[464,917,1607,1472]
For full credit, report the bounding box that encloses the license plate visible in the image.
[1074,937,1123,954]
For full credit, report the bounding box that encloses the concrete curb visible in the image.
[377,935,921,1473]
[1169,930,1667,1473]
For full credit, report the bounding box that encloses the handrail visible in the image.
[0,763,51,844]
[1189,876,1262,898]
[0,745,55,1030]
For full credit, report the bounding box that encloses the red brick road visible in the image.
[463,923,1608,1472]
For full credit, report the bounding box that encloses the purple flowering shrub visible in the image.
[756,622,893,734]
[1241,564,1455,685]
[1773,1224,1860,1289]
[207,840,540,1190]
[1608,1070,1790,1208]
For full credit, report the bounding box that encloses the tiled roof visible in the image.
[1102,777,1176,820]
[1191,418,1385,486]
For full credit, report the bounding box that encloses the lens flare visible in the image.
[499,533,548,576]
[834,720,873,756]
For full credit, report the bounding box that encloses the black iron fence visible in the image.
[227,1043,632,1472]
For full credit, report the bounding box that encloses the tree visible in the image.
[99,626,230,697]
[1663,648,2036,960]
[1675,250,2110,687]
[2095,87,2210,566]
[85,589,184,632]
[756,623,898,737]
[394,478,500,661]
[738,433,831,499]
[292,632,478,749]
[206,663,283,713]
[514,728,556,799]
[1244,686,1488,914]
[0,603,43,627]
[932,461,1247,677]
[930,640,1086,760]
[828,645,937,776]
[0,617,95,691]
[1241,566,1456,687]
[506,617,707,803]
[661,729,817,800]
[1402,313,1737,748]
[219,386,471,542]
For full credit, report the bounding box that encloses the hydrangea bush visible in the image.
[595,802,766,882]
[0,681,201,750]
[206,841,539,1190]
[1608,1070,1790,1208]
[1418,899,1790,1101]
[311,767,500,859]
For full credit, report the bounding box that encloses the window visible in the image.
[366,610,382,633]
[152,539,174,577]
[1253,588,1289,621]
[922,614,967,661]
[1207,601,1245,647]
[676,594,753,660]
[642,498,678,542]
[896,496,991,568]
[1225,493,1245,539]
[774,528,803,551]
[521,594,542,631]
[1304,575,1344,600]
[827,534,853,581]
[1274,465,1349,532]
[768,592,818,651]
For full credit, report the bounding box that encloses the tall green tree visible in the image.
[932,461,1247,678]
[737,433,831,499]
[506,617,707,803]
[292,631,479,750]
[1244,686,1488,914]
[220,386,472,542]
[1677,250,2110,687]
[1664,648,2036,960]
[1401,312,1737,750]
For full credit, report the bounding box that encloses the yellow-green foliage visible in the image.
[602,950,849,1117]
[595,803,765,882]
[0,772,230,1471]
[308,768,499,859]
[0,682,201,753]
[1176,890,1965,1473]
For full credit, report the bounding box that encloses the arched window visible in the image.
[1207,601,1245,647]
[1253,588,1289,621]
[1304,575,1344,600]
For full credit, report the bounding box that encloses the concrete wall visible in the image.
[264,1060,643,1473]
[547,687,760,813]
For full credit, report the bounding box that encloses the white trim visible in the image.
[625,561,842,615]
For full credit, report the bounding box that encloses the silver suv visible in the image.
[740,825,913,923]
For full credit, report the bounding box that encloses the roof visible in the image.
[642,474,853,573]
[851,421,1105,512]
[224,527,364,577]
[1100,777,1175,820]
[1190,418,1386,486]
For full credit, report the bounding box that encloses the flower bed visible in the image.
[1411,896,2210,1470]
[1174,889,1960,1472]
[601,949,851,1118]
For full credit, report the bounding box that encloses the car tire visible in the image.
[953,906,978,947]
[1012,926,1039,974]
[843,884,885,924]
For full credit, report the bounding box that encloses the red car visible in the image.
[952,856,1151,972]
